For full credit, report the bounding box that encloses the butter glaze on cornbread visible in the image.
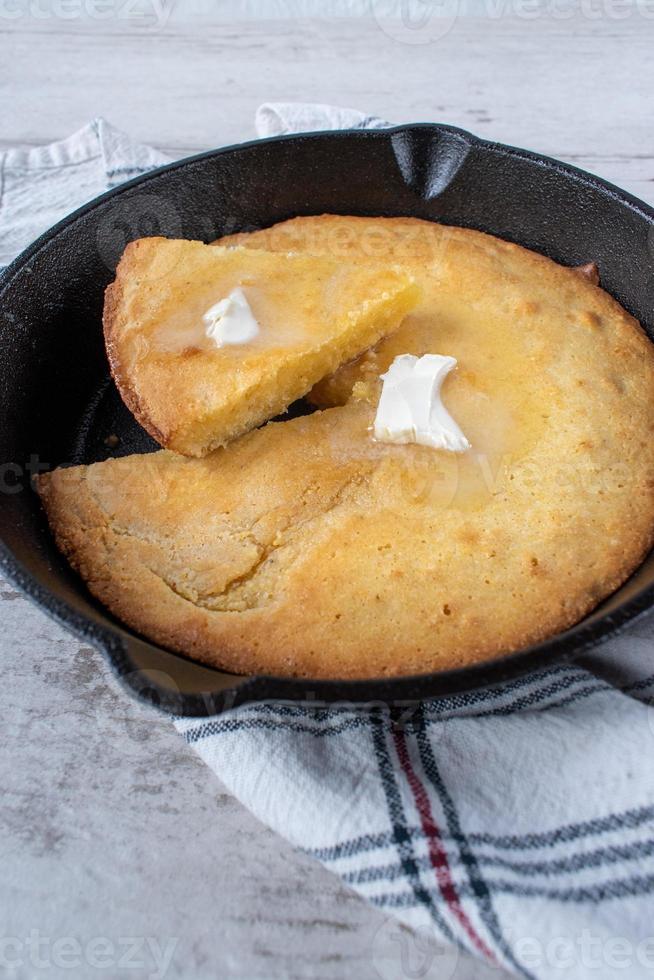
[38,216,654,679]
[38,348,654,680]
[217,215,653,412]
[104,237,419,456]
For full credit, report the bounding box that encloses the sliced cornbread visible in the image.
[104,237,419,456]
[35,217,654,680]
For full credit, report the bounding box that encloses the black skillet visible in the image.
[1,124,653,716]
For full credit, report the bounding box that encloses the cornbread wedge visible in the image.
[104,237,419,456]
[216,215,641,409]
[37,217,654,680]
[37,370,654,679]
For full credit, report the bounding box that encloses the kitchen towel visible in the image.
[2,105,654,980]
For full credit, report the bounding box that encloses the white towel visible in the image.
[2,105,654,980]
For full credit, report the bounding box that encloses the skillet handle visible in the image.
[390,124,473,201]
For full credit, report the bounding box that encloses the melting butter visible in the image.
[202,287,260,347]
[373,353,471,452]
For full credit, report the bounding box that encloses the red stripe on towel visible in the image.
[392,726,496,962]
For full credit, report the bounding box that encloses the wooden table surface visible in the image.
[1,8,652,979]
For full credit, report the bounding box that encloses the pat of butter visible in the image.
[202,287,260,347]
[374,353,471,452]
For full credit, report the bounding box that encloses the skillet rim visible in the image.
[1,122,653,716]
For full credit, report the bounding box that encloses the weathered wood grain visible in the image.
[1,16,653,202]
[1,11,652,979]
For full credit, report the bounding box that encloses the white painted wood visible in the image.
[1,11,652,979]
[1,15,653,203]
[0,569,507,980]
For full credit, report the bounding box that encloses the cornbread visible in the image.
[104,237,419,456]
[38,347,654,679]
[216,215,636,411]
[36,215,654,679]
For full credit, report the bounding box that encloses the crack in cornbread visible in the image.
[37,381,654,679]
[36,216,654,679]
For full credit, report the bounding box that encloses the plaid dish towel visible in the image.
[3,105,654,980]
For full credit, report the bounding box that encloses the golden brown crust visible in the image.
[573,261,601,286]
[37,392,654,681]
[104,273,168,448]
[103,237,419,457]
[216,215,653,407]
[36,216,654,680]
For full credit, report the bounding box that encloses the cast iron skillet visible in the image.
[1,124,653,717]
